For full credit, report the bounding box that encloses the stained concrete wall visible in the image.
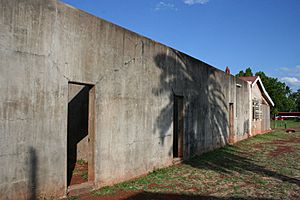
[0,0,252,199]
[234,79,251,142]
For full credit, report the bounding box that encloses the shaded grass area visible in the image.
[70,128,300,200]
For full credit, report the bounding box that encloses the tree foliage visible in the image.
[235,68,300,114]
[290,89,300,111]
[235,67,253,77]
[245,67,253,77]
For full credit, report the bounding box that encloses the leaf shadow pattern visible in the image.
[184,146,300,186]
[126,191,274,200]
[152,50,230,157]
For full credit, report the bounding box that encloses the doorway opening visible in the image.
[67,82,95,188]
[173,95,184,158]
[229,103,234,144]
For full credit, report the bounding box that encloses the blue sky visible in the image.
[61,0,300,91]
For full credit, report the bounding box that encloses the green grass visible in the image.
[81,171,88,180]
[89,126,300,199]
[67,196,79,200]
[271,119,300,129]
[93,186,118,196]
[77,159,87,165]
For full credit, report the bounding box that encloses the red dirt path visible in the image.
[268,145,295,157]
[70,161,88,185]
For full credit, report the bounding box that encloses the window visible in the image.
[252,98,262,120]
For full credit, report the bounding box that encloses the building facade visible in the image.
[0,0,272,199]
[240,76,274,136]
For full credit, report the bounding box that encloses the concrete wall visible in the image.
[261,103,271,132]
[0,0,252,199]
[234,79,251,142]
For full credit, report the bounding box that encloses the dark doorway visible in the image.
[67,82,95,187]
[173,95,184,158]
[229,103,234,144]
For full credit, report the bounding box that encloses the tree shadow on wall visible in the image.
[152,51,229,156]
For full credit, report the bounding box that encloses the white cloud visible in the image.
[280,77,300,91]
[278,67,290,71]
[275,65,300,91]
[277,65,300,80]
[278,65,300,72]
[281,77,300,84]
[183,0,210,5]
[155,1,178,11]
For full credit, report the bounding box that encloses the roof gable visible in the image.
[239,76,275,106]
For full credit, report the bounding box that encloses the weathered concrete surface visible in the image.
[0,1,66,199]
[233,78,251,142]
[0,0,254,199]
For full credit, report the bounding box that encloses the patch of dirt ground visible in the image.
[268,145,295,157]
[70,161,88,186]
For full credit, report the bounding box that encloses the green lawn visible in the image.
[70,126,300,200]
[271,119,300,129]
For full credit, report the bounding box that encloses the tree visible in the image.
[236,68,299,113]
[255,71,294,114]
[290,89,300,111]
[244,67,253,76]
[296,90,300,111]
[235,67,253,77]
[235,70,245,78]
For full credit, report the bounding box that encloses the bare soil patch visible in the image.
[268,145,295,157]
[70,161,88,186]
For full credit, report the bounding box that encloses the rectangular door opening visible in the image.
[67,82,95,187]
[229,103,234,144]
[173,95,184,158]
